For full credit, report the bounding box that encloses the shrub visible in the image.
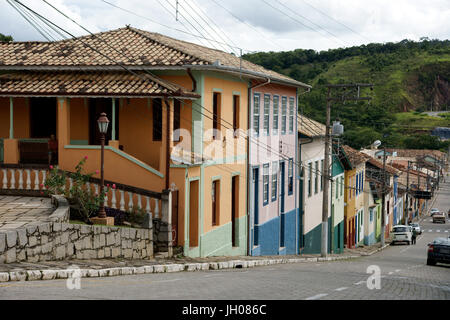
[45,157,107,224]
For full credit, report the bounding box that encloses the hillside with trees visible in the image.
[243,38,450,150]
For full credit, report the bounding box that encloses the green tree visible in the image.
[0,33,13,42]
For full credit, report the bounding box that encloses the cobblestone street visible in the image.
[0,179,449,300]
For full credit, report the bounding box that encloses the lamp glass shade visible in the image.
[98,121,109,134]
[97,113,110,134]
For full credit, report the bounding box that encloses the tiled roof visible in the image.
[0,27,204,67]
[0,71,200,98]
[341,145,369,167]
[366,157,400,176]
[0,26,309,88]
[385,148,446,159]
[297,115,326,137]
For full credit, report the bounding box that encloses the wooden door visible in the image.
[171,190,179,246]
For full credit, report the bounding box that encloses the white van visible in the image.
[391,225,412,245]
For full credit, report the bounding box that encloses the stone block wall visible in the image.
[153,219,170,253]
[0,222,153,263]
[0,195,153,264]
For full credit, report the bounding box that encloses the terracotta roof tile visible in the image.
[342,145,369,167]
[385,148,446,159]
[0,27,309,88]
[297,115,326,137]
[0,71,199,98]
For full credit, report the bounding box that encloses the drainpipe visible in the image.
[164,98,171,190]
[186,68,197,92]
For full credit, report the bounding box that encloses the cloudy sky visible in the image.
[1,0,449,54]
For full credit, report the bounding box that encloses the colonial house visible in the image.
[248,78,311,256]
[298,116,328,254]
[363,156,400,244]
[340,145,368,249]
[331,150,347,254]
[390,161,430,222]
[0,26,308,258]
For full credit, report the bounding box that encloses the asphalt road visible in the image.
[0,178,449,300]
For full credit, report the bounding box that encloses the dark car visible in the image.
[427,237,450,266]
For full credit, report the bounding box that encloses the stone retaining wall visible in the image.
[0,195,153,264]
[0,222,153,263]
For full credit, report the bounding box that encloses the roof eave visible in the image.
[186,64,312,89]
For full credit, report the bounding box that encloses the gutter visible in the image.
[250,77,271,90]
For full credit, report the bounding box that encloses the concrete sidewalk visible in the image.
[0,242,390,282]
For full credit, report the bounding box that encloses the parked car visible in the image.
[430,208,440,216]
[391,225,412,245]
[432,212,446,224]
[409,223,422,235]
[427,237,450,266]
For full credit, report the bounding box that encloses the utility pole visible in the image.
[321,87,331,257]
[381,147,386,247]
[406,161,410,224]
[321,83,373,257]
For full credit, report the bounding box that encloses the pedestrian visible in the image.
[48,134,58,165]
[411,228,417,245]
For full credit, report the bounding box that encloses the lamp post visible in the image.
[91,112,114,225]
[97,112,109,219]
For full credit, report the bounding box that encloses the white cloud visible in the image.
[1,0,449,53]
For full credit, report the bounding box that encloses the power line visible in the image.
[176,0,239,55]
[9,0,382,195]
[260,0,347,47]
[168,0,231,53]
[100,0,250,52]
[299,0,372,44]
[161,0,222,51]
[272,0,350,47]
[208,0,288,51]
[188,0,240,52]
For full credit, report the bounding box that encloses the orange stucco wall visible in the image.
[0,97,30,139]
[201,75,248,234]
[203,164,247,234]
[69,98,89,142]
[119,98,162,169]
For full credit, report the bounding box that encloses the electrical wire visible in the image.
[9,0,388,196]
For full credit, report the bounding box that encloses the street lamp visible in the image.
[95,112,111,223]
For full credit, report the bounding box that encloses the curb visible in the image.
[0,254,363,283]
[360,244,390,256]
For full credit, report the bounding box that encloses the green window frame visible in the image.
[289,97,294,133]
[314,161,319,194]
[263,163,269,206]
[288,159,293,195]
[320,159,324,191]
[273,95,279,135]
[308,162,312,197]
[264,94,270,136]
[336,177,339,199]
[253,94,260,136]
[281,96,287,135]
[271,161,278,201]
